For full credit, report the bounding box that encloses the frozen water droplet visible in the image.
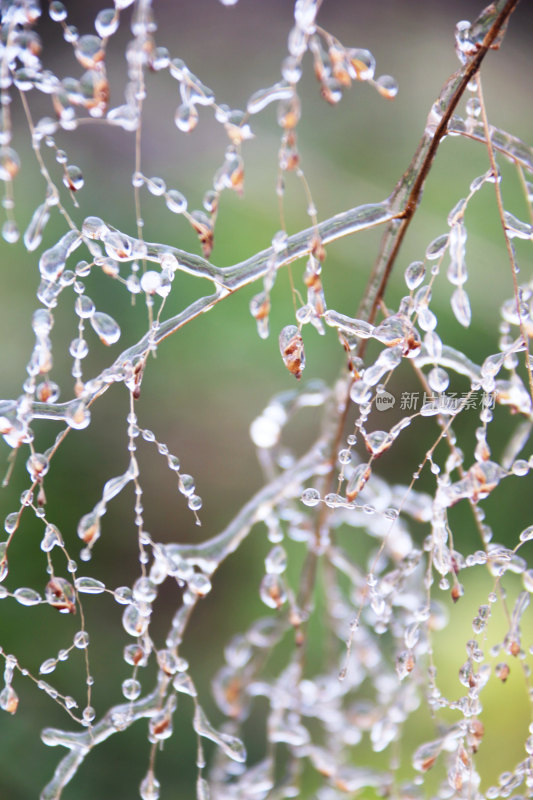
[188,572,212,597]
[74,294,95,318]
[69,337,88,359]
[41,524,63,552]
[428,367,449,393]
[73,630,89,648]
[2,220,19,243]
[122,678,141,700]
[404,260,425,290]
[279,325,305,380]
[147,176,166,197]
[4,512,18,534]
[179,474,195,496]
[140,770,160,800]
[425,234,449,260]
[39,230,81,282]
[114,586,133,605]
[166,455,181,472]
[165,189,187,214]
[133,576,157,603]
[250,414,280,448]
[65,400,91,430]
[95,8,119,38]
[14,587,42,606]
[75,576,105,594]
[301,487,320,507]
[348,48,375,81]
[82,216,108,239]
[140,271,161,295]
[24,202,51,251]
[259,573,287,608]
[39,658,57,675]
[338,448,351,465]
[149,702,175,742]
[0,546,8,582]
[49,1,67,21]
[0,685,18,714]
[74,35,104,70]
[123,642,149,667]
[249,292,270,340]
[0,147,20,181]
[45,578,76,613]
[63,165,84,191]
[366,430,393,456]
[122,603,149,637]
[175,103,198,133]
[82,705,95,725]
[451,287,471,327]
[519,525,533,543]
[346,464,371,500]
[171,672,196,697]
[265,545,287,574]
[90,311,121,345]
[375,75,398,99]
[193,705,246,762]
[187,494,202,511]
[511,459,529,477]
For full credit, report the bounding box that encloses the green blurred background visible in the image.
[1,1,532,797]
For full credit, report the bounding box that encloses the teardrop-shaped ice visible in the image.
[279,325,305,380]
[14,587,42,606]
[77,510,100,545]
[404,260,425,290]
[41,524,64,552]
[428,367,449,392]
[122,677,141,700]
[122,603,150,637]
[24,201,51,252]
[74,576,106,594]
[39,230,81,281]
[365,430,393,456]
[65,400,91,429]
[45,578,76,613]
[139,771,160,800]
[450,286,471,327]
[172,671,196,698]
[425,233,449,260]
[90,311,121,345]
[0,685,18,714]
[39,658,57,675]
[193,705,246,762]
[265,545,287,574]
[259,573,287,608]
[95,8,119,38]
[175,103,198,133]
